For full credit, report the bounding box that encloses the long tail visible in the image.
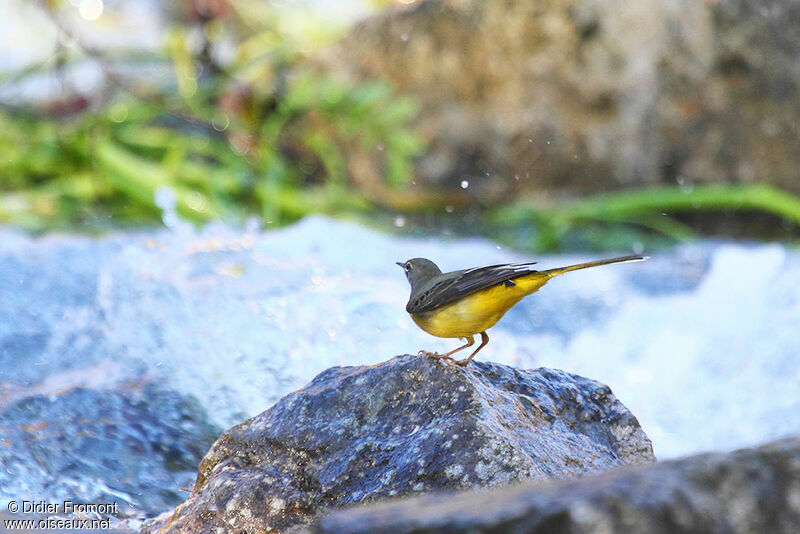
[539,254,647,277]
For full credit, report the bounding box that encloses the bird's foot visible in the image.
[418,350,456,363]
[454,358,472,367]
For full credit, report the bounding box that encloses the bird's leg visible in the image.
[456,332,489,367]
[436,336,475,362]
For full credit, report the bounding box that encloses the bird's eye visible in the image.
[404,263,411,272]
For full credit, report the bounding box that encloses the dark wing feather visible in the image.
[406,262,539,313]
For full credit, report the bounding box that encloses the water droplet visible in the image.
[401,33,409,42]
[393,216,407,228]
[154,186,176,212]
[445,205,454,213]
[162,212,179,229]
[460,180,469,189]
[78,0,104,21]
[108,103,128,123]
[245,216,261,233]
[213,114,230,131]
[185,191,209,213]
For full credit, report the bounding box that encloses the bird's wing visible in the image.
[406,262,539,313]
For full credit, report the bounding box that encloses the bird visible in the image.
[398,255,646,366]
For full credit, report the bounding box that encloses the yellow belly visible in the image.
[410,272,551,339]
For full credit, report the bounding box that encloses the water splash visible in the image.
[0,216,798,501]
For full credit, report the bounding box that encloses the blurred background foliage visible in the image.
[0,0,425,231]
[0,0,799,251]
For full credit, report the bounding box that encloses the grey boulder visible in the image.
[145,354,653,533]
[308,436,800,534]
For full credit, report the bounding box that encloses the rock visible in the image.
[328,0,800,198]
[144,354,653,533]
[0,386,220,517]
[307,436,800,534]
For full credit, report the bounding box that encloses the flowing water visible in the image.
[1,216,798,516]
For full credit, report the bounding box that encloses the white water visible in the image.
[1,216,798,459]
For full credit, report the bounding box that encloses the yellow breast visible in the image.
[410,272,551,339]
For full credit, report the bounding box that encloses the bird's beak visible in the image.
[396,262,404,268]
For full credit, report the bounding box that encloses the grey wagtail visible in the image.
[398,255,646,366]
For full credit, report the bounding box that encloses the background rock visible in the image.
[308,435,800,534]
[0,385,219,517]
[146,354,653,533]
[328,0,800,199]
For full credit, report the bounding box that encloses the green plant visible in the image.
[0,1,426,231]
[488,184,800,252]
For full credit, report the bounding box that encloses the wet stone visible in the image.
[307,437,800,534]
[0,386,220,517]
[144,354,654,533]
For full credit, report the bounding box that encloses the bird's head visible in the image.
[396,258,442,290]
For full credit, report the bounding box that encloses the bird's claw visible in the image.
[418,350,457,363]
